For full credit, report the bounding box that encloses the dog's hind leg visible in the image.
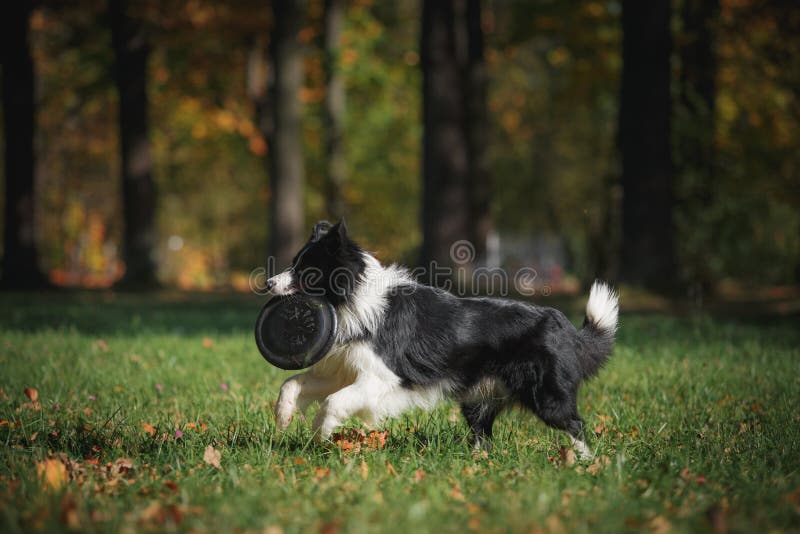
[461,402,502,451]
[522,388,593,459]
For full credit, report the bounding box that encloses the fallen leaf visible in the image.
[706,504,728,534]
[413,469,426,483]
[96,339,109,352]
[142,422,156,436]
[203,445,221,469]
[647,515,671,534]
[385,461,398,477]
[24,387,39,403]
[450,484,465,501]
[546,515,566,534]
[360,461,368,480]
[37,458,68,490]
[559,446,576,466]
[313,467,330,482]
[109,458,135,478]
[586,456,610,475]
[202,337,214,348]
[59,492,80,529]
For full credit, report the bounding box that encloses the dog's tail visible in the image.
[577,281,619,379]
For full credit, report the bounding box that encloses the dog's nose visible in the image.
[265,278,275,291]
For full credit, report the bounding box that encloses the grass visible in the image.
[1,291,799,533]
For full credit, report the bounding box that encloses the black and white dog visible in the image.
[267,220,618,456]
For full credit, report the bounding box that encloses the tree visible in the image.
[420,0,470,273]
[110,0,158,288]
[462,0,491,264]
[1,2,50,290]
[677,0,719,291]
[323,0,346,220]
[618,0,677,291]
[269,0,306,268]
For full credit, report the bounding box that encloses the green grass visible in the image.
[1,292,799,533]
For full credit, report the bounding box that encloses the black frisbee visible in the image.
[254,294,337,370]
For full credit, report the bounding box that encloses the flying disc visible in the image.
[254,294,337,370]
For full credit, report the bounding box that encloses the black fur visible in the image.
[370,285,610,446]
[288,220,366,307]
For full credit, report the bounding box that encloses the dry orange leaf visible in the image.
[37,458,68,490]
[59,492,80,529]
[203,445,221,469]
[96,339,109,352]
[385,461,398,477]
[313,467,330,482]
[24,387,39,403]
[559,446,576,466]
[202,337,214,348]
[647,515,671,534]
[142,422,156,436]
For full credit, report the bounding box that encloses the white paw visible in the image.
[312,407,340,443]
[275,398,297,431]
[570,437,593,460]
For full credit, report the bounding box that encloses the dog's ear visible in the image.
[324,218,348,253]
[335,217,347,239]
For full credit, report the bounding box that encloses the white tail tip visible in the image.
[586,281,619,332]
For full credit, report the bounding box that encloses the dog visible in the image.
[266,220,618,457]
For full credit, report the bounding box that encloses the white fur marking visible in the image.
[586,281,619,332]
[570,436,593,459]
[308,341,452,440]
[268,270,295,295]
[335,253,414,343]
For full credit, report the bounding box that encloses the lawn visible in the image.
[1,291,798,533]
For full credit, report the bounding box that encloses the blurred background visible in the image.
[1,0,798,298]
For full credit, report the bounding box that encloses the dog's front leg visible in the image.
[275,372,341,431]
[312,377,383,441]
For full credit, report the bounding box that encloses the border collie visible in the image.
[266,220,618,457]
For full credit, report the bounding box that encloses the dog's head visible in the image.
[266,219,366,306]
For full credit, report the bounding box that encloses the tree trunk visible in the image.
[270,0,306,268]
[324,0,346,220]
[463,0,491,265]
[1,2,50,290]
[618,0,677,291]
[110,0,158,288]
[678,0,718,293]
[421,0,471,274]
[679,0,717,191]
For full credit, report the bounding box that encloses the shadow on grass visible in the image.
[1,290,798,349]
[0,290,265,336]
